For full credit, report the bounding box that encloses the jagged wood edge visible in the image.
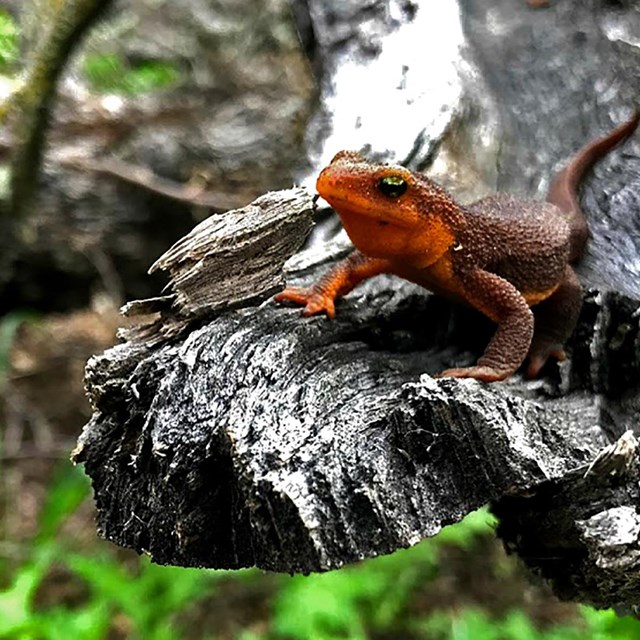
[118,187,314,345]
[75,244,640,580]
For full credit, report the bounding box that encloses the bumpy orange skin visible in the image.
[276,115,640,381]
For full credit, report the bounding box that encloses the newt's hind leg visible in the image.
[526,265,582,378]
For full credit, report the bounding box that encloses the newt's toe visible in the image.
[525,348,566,379]
[274,287,309,305]
[302,296,335,318]
[274,288,336,318]
[437,365,511,382]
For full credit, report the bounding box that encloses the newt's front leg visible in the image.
[439,268,534,382]
[275,251,393,318]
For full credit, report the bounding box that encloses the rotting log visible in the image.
[74,0,640,614]
[74,180,640,611]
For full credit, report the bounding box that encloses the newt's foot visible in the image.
[525,348,566,379]
[526,0,550,8]
[274,287,336,318]
[436,365,511,383]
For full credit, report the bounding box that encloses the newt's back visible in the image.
[462,194,570,296]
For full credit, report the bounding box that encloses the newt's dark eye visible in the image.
[377,175,407,198]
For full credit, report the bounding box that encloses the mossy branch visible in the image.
[5,0,115,220]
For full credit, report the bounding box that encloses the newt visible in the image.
[276,113,640,382]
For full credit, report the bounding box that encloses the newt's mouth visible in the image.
[318,191,415,230]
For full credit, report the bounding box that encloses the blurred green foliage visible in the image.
[271,510,491,640]
[0,465,221,640]
[1,462,640,639]
[418,608,640,640]
[82,53,180,95]
[0,11,178,93]
[0,10,18,72]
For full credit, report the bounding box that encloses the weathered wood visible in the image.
[118,188,314,343]
[494,431,640,613]
[75,261,640,571]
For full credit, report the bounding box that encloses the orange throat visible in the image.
[336,207,455,269]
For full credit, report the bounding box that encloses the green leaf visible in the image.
[435,508,497,548]
[499,610,541,640]
[32,602,111,640]
[0,10,18,71]
[82,53,180,95]
[272,510,497,640]
[579,606,640,640]
[35,464,91,545]
[66,554,223,638]
[273,543,437,639]
[0,546,55,636]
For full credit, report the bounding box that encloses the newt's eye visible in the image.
[377,175,407,198]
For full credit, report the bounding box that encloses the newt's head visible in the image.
[316,151,460,265]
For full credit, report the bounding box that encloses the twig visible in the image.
[61,156,250,212]
[5,0,116,219]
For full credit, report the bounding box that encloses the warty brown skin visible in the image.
[276,113,640,382]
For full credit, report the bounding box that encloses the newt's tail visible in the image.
[547,111,640,262]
